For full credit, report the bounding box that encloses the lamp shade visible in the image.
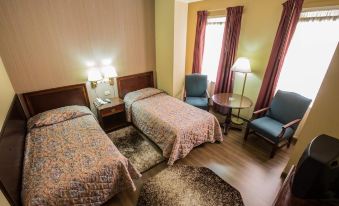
[87,69,102,81]
[102,66,118,79]
[231,57,251,73]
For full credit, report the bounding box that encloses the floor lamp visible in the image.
[231,57,251,125]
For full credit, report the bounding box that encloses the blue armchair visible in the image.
[244,90,311,158]
[184,74,209,111]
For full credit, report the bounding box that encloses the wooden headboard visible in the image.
[0,95,26,206]
[117,71,154,98]
[23,84,90,117]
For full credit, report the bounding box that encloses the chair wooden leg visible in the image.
[244,124,250,141]
[287,137,292,148]
[270,144,278,158]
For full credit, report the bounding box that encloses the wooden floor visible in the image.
[105,128,292,206]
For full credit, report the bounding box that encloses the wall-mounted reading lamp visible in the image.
[87,69,103,88]
[102,66,118,86]
[87,65,118,88]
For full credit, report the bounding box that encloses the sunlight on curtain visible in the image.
[276,9,339,101]
[201,17,225,82]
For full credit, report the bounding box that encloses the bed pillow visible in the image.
[27,105,93,131]
[124,88,165,122]
[124,88,164,103]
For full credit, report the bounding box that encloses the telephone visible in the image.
[94,98,108,107]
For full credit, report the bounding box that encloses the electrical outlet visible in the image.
[104,90,111,96]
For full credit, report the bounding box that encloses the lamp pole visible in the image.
[230,57,251,125]
[236,73,247,122]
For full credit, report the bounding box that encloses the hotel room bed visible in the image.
[124,88,223,165]
[0,84,143,205]
[22,106,140,205]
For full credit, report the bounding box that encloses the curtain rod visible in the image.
[302,5,339,12]
[207,8,225,12]
[206,6,245,13]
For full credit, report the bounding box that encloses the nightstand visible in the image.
[95,97,129,132]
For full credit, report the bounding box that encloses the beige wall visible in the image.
[173,1,188,99]
[0,57,14,130]
[155,0,188,98]
[186,0,282,118]
[0,57,14,206]
[0,0,155,94]
[0,192,9,206]
[185,0,339,118]
[284,43,339,173]
[0,1,155,201]
[155,0,175,95]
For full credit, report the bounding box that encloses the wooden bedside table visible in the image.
[95,97,129,132]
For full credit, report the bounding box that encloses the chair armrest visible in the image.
[253,107,270,115]
[282,119,301,129]
[252,107,270,120]
[278,119,301,140]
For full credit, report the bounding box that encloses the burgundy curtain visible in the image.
[214,6,244,94]
[254,0,304,111]
[192,11,208,74]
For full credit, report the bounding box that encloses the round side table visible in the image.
[212,93,252,134]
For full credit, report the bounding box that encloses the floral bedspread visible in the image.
[124,88,223,165]
[22,106,140,205]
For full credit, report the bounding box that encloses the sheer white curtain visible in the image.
[201,17,226,82]
[276,9,339,101]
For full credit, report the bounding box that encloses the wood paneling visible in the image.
[23,84,90,117]
[0,96,26,206]
[0,0,155,93]
[116,71,154,98]
[105,130,292,206]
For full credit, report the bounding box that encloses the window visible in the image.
[276,9,339,101]
[201,17,226,82]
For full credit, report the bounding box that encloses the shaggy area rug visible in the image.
[137,165,244,206]
[107,126,165,173]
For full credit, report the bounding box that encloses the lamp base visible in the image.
[231,117,245,125]
[90,81,98,88]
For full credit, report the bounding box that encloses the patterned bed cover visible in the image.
[22,106,140,205]
[124,88,223,165]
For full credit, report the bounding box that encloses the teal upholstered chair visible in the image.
[244,90,311,158]
[184,74,209,111]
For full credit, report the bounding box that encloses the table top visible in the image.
[212,93,253,109]
[96,97,124,110]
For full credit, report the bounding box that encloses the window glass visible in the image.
[276,10,339,101]
[201,17,226,82]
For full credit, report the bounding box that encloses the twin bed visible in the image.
[124,88,222,165]
[23,106,140,205]
[0,71,222,205]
